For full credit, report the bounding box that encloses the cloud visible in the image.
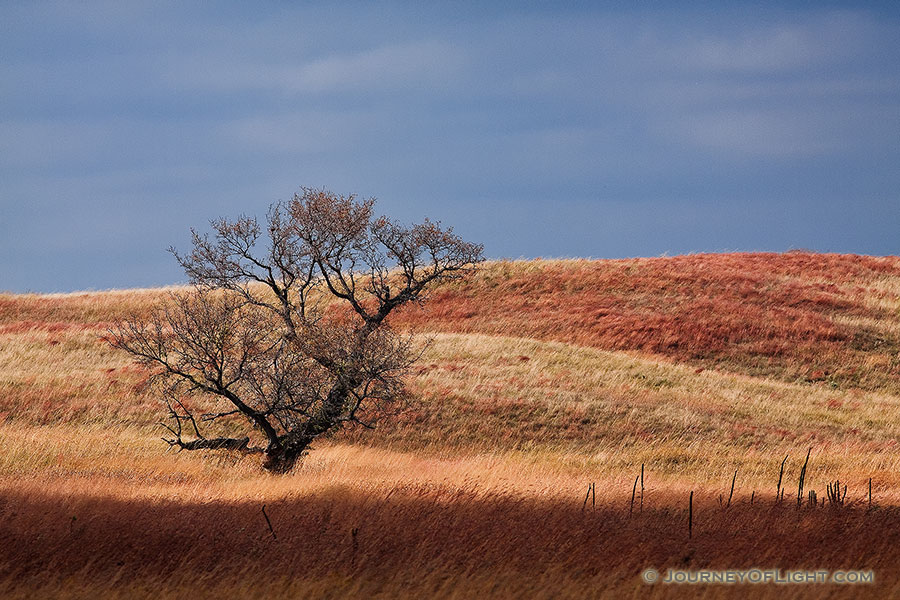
[677,25,826,72]
[295,40,465,92]
[224,110,378,153]
[661,109,838,157]
[2,4,899,291]
[656,11,873,73]
[0,119,105,168]
[642,76,900,110]
[171,39,466,95]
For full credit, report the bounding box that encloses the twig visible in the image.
[261,504,276,540]
[797,448,811,508]
[776,455,787,504]
[688,491,693,538]
[826,479,845,507]
[727,470,737,508]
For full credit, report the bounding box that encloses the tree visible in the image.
[110,188,484,472]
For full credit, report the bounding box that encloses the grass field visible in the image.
[2,253,900,598]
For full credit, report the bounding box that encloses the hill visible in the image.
[395,253,900,390]
[2,252,900,598]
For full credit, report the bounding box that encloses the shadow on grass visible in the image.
[2,486,900,598]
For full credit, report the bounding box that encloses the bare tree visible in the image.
[110,188,484,472]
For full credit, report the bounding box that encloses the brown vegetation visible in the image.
[2,252,900,598]
[3,482,899,599]
[395,253,900,391]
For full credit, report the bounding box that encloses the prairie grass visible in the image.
[395,253,900,392]
[3,479,899,599]
[2,254,900,598]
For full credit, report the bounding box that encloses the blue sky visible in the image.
[2,2,899,292]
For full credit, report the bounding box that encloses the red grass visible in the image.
[3,486,899,598]
[0,321,106,335]
[392,253,900,388]
[3,254,900,597]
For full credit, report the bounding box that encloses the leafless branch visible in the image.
[110,187,483,472]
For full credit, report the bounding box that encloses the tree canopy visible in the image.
[111,188,484,472]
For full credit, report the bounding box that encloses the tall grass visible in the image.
[2,254,900,598]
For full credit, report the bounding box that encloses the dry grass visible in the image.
[3,481,899,599]
[395,253,900,392]
[2,253,900,598]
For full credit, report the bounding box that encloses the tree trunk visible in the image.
[261,383,353,473]
[262,438,311,473]
[178,437,252,452]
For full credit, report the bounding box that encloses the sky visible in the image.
[1,1,899,293]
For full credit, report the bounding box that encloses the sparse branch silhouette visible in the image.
[110,188,484,472]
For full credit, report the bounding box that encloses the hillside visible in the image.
[2,252,900,598]
[395,253,900,391]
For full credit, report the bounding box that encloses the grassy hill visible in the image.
[2,253,900,598]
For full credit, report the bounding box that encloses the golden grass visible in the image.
[395,253,900,392]
[2,254,900,598]
[3,475,899,599]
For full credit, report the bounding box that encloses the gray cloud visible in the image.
[664,12,872,73]
[1,4,898,292]
[166,39,467,95]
